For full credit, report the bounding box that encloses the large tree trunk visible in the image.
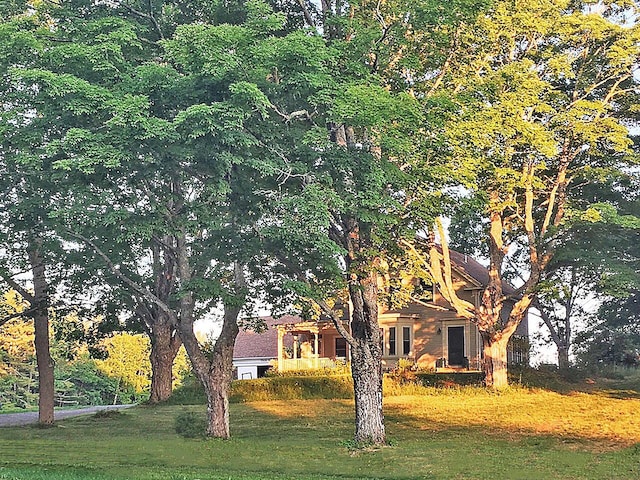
[557,344,570,370]
[28,242,54,426]
[174,235,244,439]
[182,304,240,439]
[204,305,239,438]
[348,273,386,445]
[481,333,510,389]
[148,319,181,404]
[146,236,180,404]
[350,341,385,444]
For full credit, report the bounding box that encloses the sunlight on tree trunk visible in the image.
[482,335,510,389]
[348,271,386,445]
[351,343,385,444]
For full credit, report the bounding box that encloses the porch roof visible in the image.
[233,315,300,360]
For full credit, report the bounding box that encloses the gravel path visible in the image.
[0,404,136,427]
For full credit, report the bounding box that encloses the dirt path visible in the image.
[0,404,135,427]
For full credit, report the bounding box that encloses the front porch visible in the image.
[277,357,346,371]
[275,321,349,372]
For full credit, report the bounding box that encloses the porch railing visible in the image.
[277,357,340,371]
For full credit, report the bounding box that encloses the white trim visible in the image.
[401,325,412,356]
[443,320,467,366]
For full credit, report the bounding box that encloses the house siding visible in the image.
[233,253,530,374]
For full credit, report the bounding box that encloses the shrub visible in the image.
[165,374,206,405]
[264,363,351,377]
[230,375,353,402]
[174,410,207,438]
[93,409,124,419]
[171,371,496,405]
[408,372,484,387]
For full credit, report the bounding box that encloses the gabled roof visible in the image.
[233,315,298,360]
[442,248,517,296]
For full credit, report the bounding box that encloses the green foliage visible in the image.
[264,363,351,377]
[95,333,151,395]
[164,374,205,405]
[389,372,485,388]
[54,358,119,406]
[170,375,355,404]
[174,410,207,438]
[231,376,355,402]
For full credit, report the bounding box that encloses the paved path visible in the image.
[0,404,136,427]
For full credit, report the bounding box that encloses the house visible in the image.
[232,252,529,379]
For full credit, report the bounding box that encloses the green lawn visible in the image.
[0,389,639,479]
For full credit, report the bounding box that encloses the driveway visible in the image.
[0,404,136,427]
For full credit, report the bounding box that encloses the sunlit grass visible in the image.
[1,388,639,479]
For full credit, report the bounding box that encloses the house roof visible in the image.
[443,248,517,296]
[233,315,298,360]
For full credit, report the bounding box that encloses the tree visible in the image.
[248,0,474,444]
[0,0,189,405]
[96,333,152,403]
[406,0,639,387]
[0,0,163,422]
[536,192,640,368]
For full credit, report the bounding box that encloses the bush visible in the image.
[55,358,119,405]
[93,409,124,419]
[165,374,206,405]
[264,363,351,377]
[174,410,207,438]
[170,372,495,405]
[230,375,353,402]
[410,372,484,387]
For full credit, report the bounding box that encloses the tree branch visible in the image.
[0,306,40,327]
[0,272,34,305]
[68,231,175,321]
[295,0,316,28]
[120,1,164,40]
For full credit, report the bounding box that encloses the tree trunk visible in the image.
[348,273,386,445]
[204,302,240,438]
[148,320,180,404]
[350,341,385,444]
[557,345,570,370]
[174,237,244,439]
[482,333,510,389]
[28,243,55,426]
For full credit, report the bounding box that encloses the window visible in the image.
[388,327,396,356]
[335,337,347,358]
[403,326,411,355]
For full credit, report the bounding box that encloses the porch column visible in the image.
[277,326,284,372]
[314,332,319,368]
[293,335,298,360]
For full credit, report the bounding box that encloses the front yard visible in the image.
[0,386,639,479]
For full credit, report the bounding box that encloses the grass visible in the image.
[0,387,640,479]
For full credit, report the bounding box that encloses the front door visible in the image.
[447,326,465,366]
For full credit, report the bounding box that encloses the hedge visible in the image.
[168,371,487,405]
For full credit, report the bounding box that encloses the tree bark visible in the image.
[204,304,239,438]
[148,319,181,404]
[348,272,386,445]
[180,302,241,439]
[27,241,55,426]
[174,233,244,439]
[481,333,510,389]
[146,236,180,404]
[557,345,570,370]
